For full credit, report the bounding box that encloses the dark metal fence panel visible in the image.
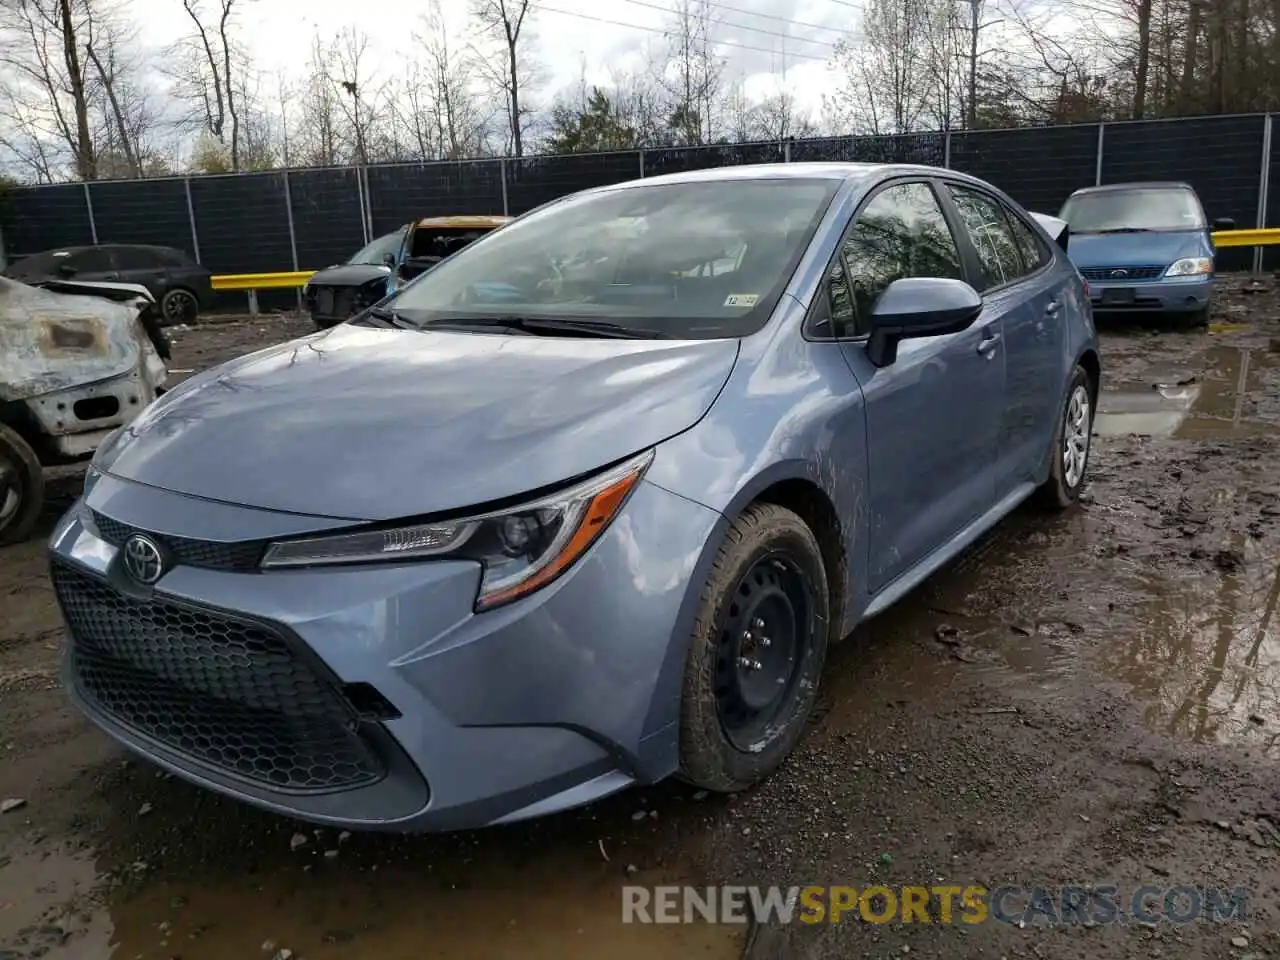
[1103,115,1265,272]
[288,168,365,270]
[89,178,193,254]
[642,141,786,178]
[366,160,505,235]
[791,132,946,166]
[950,124,1099,214]
[505,152,642,214]
[1,184,93,258]
[189,173,293,274]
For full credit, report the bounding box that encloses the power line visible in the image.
[615,0,836,49]
[617,0,849,37]
[531,3,835,61]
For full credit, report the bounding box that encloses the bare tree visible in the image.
[0,0,99,178]
[294,33,343,167]
[168,0,249,170]
[331,27,381,165]
[658,0,723,144]
[470,0,534,156]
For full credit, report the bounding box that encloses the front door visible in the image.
[831,180,1007,593]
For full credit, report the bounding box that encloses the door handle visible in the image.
[1045,300,1061,315]
[977,331,1002,357]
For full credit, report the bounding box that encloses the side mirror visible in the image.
[57,262,77,276]
[382,252,396,267]
[1212,217,1236,232]
[866,278,983,368]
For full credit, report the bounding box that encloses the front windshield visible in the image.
[349,228,407,265]
[1059,187,1205,233]
[389,178,840,338]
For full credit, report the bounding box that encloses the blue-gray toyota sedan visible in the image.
[50,163,1100,832]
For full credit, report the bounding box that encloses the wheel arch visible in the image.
[638,462,850,776]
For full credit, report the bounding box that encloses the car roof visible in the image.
[570,161,1001,196]
[30,243,186,256]
[414,215,512,228]
[1068,181,1196,196]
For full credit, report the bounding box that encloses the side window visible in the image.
[947,186,1025,290]
[66,247,112,273]
[1003,207,1051,273]
[829,181,964,337]
[112,247,163,271]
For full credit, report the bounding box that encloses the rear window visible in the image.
[1059,187,1205,233]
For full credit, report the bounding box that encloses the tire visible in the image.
[678,502,830,792]
[0,423,44,547]
[160,287,199,327]
[1036,364,1094,511]
[1177,305,1211,330]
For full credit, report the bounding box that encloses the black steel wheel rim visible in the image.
[164,291,196,324]
[713,550,813,751]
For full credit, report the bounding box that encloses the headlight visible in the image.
[260,449,654,610]
[1166,257,1213,277]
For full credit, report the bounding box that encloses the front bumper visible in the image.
[1088,274,1213,312]
[48,470,722,831]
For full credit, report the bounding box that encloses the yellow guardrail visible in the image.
[1210,228,1280,248]
[211,271,316,291]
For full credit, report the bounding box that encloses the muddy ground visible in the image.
[3,286,1280,959]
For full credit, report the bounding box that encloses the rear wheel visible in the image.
[0,423,44,546]
[678,503,829,792]
[160,287,199,326]
[1036,364,1094,510]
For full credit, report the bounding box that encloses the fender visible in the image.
[638,459,851,777]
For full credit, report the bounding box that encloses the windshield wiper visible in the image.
[355,305,415,329]
[1093,227,1155,234]
[425,315,669,339]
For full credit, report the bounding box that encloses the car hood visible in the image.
[94,324,740,521]
[308,263,391,286]
[1068,230,1206,269]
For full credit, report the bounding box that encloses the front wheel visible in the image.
[1036,364,1094,510]
[0,423,44,546]
[678,502,830,792]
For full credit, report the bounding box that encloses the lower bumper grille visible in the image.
[52,562,384,793]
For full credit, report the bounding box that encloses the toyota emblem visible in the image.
[122,534,165,585]
[1110,269,1129,279]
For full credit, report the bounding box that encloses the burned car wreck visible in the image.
[0,276,168,544]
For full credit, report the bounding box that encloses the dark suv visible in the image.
[3,244,214,326]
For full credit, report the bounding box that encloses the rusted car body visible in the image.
[0,276,168,543]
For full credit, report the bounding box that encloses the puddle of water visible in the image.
[1094,540,1280,750]
[9,810,743,960]
[1096,344,1280,439]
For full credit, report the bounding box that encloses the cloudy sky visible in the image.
[131,0,860,119]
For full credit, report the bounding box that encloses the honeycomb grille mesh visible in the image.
[90,510,264,572]
[52,562,383,792]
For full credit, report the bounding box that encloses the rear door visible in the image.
[56,247,115,282]
[109,246,168,296]
[940,182,1068,495]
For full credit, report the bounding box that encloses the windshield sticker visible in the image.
[724,293,759,307]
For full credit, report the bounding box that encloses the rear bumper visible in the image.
[304,282,387,327]
[1088,274,1213,312]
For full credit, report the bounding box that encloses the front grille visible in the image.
[52,562,384,792]
[1079,265,1166,281]
[306,284,367,321]
[90,510,263,571]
